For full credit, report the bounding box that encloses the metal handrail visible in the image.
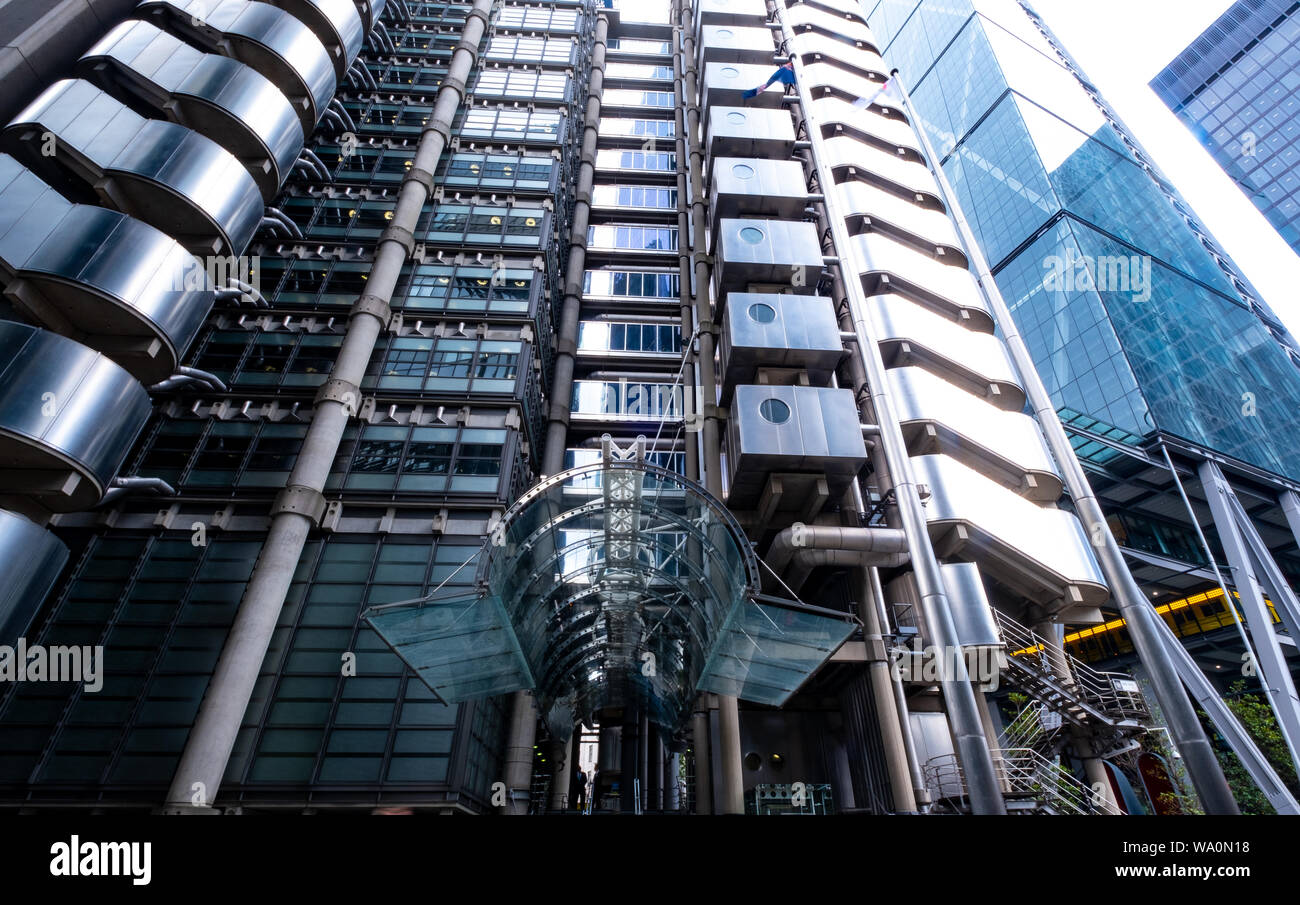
[925,748,1122,816]
[993,609,1150,723]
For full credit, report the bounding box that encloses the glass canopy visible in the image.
[365,460,858,736]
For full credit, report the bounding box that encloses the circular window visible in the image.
[726,111,746,124]
[739,226,765,244]
[744,753,762,772]
[768,753,786,772]
[731,163,755,179]
[717,28,734,38]
[759,398,791,424]
[721,66,740,78]
[747,302,776,323]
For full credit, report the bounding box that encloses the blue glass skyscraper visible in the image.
[1152,0,1300,257]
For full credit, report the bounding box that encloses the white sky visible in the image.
[1026,0,1300,341]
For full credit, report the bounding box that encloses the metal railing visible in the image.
[993,610,1150,725]
[924,749,1122,816]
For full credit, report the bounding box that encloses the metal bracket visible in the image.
[379,223,416,258]
[273,483,328,525]
[315,378,361,415]
[405,165,436,194]
[351,293,391,324]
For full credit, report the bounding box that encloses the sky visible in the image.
[1016,0,1300,342]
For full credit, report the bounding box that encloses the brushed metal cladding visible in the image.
[714,218,826,296]
[887,366,1063,502]
[137,0,336,133]
[697,25,779,65]
[789,32,887,74]
[940,562,1003,649]
[785,5,878,50]
[705,106,796,160]
[887,562,1003,649]
[910,454,1109,609]
[840,180,964,259]
[695,0,768,28]
[0,509,69,646]
[264,0,364,80]
[3,79,264,256]
[867,294,1025,411]
[719,293,843,400]
[0,155,214,383]
[77,20,304,200]
[0,322,151,512]
[850,232,991,325]
[812,97,921,154]
[726,384,867,508]
[821,135,940,201]
[708,157,810,224]
[353,0,384,35]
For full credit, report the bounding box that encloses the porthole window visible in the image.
[717,28,734,38]
[739,226,765,244]
[726,111,746,124]
[731,163,755,179]
[744,752,762,771]
[759,398,790,424]
[721,66,740,78]
[747,302,776,323]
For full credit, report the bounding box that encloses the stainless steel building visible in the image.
[0,0,1296,816]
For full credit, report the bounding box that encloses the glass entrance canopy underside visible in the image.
[366,462,857,736]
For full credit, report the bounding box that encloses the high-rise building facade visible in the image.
[1152,0,1300,257]
[0,0,1297,818]
[864,0,1300,812]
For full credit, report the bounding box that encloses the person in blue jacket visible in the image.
[742,61,795,99]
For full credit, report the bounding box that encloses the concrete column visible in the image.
[163,0,498,812]
[548,734,573,812]
[621,708,640,813]
[857,568,918,812]
[502,692,538,815]
[717,695,744,814]
[691,705,712,814]
[664,749,682,811]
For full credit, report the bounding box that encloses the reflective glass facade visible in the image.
[867,0,1300,481]
[1152,0,1300,254]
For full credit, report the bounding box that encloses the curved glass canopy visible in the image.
[365,461,857,737]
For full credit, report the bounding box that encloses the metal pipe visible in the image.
[300,148,332,182]
[886,68,1240,814]
[97,476,177,506]
[227,277,267,307]
[858,567,918,812]
[775,11,1006,814]
[765,524,909,587]
[163,0,498,813]
[870,566,931,809]
[149,366,228,393]
[329,98,357,134]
